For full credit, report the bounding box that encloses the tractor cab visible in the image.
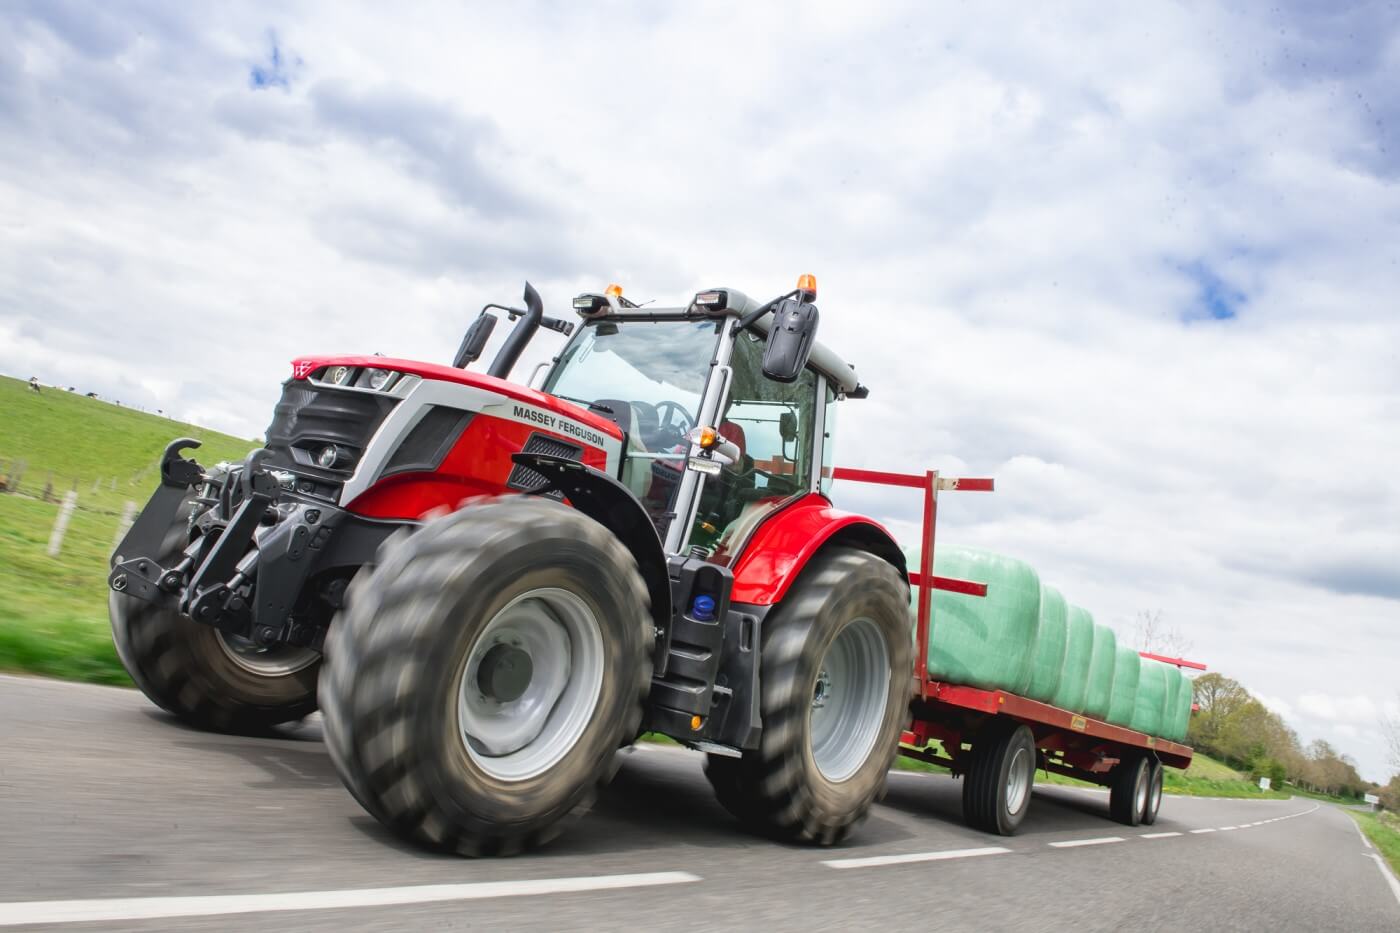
[537,278,865,561]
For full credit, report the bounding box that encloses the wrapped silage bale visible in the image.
[1132,658,1171,736]
[1172,673,1195,741]
[1025,584,1069,703]
[1159,664,1181,739]
[1083,614,1116,720]
[923,546,1042,694]
[1050,606,1094,712]
[1106,645,1141,727]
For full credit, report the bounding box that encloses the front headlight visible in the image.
[366,368,391,390]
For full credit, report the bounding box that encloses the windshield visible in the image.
[543,319,724,532]
[544,319,721,445]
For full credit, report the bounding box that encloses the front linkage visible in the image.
[109,439,387,652]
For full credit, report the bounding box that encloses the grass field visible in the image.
[0,375,253,683]
[1350,809,1400,877]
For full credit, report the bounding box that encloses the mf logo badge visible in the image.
[292,360,316,379]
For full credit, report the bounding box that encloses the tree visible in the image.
[1129,609,1193,659]
[1382,695,1400,774]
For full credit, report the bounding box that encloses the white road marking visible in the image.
[1366,854,1400,908]
[1048,837,1123,848]
[823,846,1011,869]
[1140,832,1182,839]
[0,872,701,927]
[1219,826,1239,831]
[1351,816,1374,850]
[1190,828,1217,834]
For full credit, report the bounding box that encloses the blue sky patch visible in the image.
[249,30,299,90]
[1179,260,1245,321]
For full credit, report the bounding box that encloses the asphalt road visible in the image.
[1,674,1397,932]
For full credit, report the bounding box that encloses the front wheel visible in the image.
[109,501,320,734]
[319,496,653,856]
[704,547,913,845]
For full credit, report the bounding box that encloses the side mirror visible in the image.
[779,411,798,443]
[453,313,497,369]
[761,298,819,383]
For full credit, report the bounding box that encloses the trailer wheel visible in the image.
[1110,753,1151,826]
[109,503,320,734]
[319,496,653,856]
[1140,758,1164,825]
[962,720,1037,835]
[703,547,912,845]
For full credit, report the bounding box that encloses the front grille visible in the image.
[507,433,584,493]
[262,380,398,483]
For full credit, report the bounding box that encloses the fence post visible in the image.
[114,500,138,550]
[46,490,79,557]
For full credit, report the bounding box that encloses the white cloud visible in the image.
[2,2,1398,779]
[1298,693,1382,725]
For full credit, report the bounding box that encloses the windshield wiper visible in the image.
[555,395,615,415]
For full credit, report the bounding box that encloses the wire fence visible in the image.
[0,455,149,557]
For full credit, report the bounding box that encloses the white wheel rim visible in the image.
[809,617,891,783]
[1135,764,1150,816]
[456,587,604,782]
[215,631,319,676]
[1006,745,1032,815]
[1149,769,1163,814]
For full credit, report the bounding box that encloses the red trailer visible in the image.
[832,465,1204,835]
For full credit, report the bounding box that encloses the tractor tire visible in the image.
[1110,752,1151,826]
[961,719,1037,835]
[703,547,912,845]
[109,503,320,735]
[319,496,653,856]
[1141,757,1164,825]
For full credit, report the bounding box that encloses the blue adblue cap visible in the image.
[691,594,716,621]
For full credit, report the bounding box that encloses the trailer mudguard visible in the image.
[727,493,907,605]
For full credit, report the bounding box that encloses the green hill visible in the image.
[0,375,256,683]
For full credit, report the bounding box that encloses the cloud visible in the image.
[1297,693,1381,724]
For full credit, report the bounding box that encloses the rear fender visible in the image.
[728,493,907,605]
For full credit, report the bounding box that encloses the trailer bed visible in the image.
[832,463,1201,831]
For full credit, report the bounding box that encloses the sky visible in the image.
[1,2,1397,780]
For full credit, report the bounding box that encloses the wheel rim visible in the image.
[1135,763,1150,816]
[215,631,319,677]
[809,617,891,783]
[1006,745,1032,815]
[1149,769,1163,814]
[456,587,604,783]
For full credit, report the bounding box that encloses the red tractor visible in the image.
[109,277,915,854]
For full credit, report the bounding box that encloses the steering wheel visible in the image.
[633,400,693,449]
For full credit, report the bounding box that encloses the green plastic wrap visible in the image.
[1173,672,1194,741]
[1162,667,1184,741]
[1132,659,1170,736]
[1106,645,1141,726]
[923,546,1042,694]
[1025,585,1068,702]
[1050,605,1094,712]
[1082,614,1116,720]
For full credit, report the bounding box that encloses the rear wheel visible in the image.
[1140,758,1164,825]
[703,547,912,845]
[961,720,1037,835]
[1110,753,1151,826]
[109,504,320,734]
[319,496,652,855]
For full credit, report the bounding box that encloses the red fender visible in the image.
[728,493,907,605]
